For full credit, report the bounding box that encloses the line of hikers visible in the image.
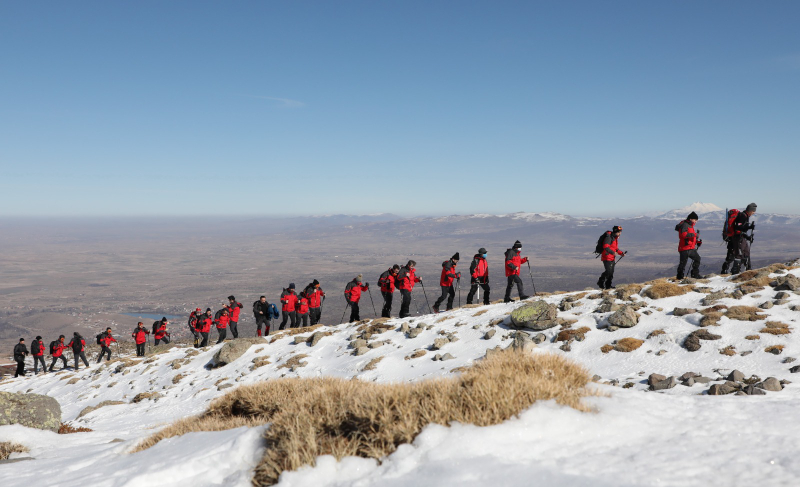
[8,203,759,377]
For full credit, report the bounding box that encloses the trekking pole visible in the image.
[456,278,461,307]
[615,251,628,265]
[526,261,538,297]
[367,289,378,317]
[340,302,350,324]
[419,281,433,315]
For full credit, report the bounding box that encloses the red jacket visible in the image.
[132,327,149,345]
[33,339,45,357]
[471,255,488,282]
[345,280,368,303]
[154,324,168,339]
[439,260,459,287]
[215,313,230,329]
[677,220,699,252]
[228,302,242,322]
[52,341,67,357]
[379,269,397,293]
[281,290,298,312]
[101,333,117,347]
[396,267,421,291]
[305,288,325,308]
[196,315,212,333]
[601,232,624,262]
[504,249,529,277]
[297,296,309,314]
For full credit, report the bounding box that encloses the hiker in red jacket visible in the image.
[297,293,310,327]
[49,335,69,371]
[344,275,369,322]
[68,332,90,369]
[504,241,530,303]
[227,296,243,338]
[676,212,702,280]
[132,322,149,356]
[279,284,298,330]
[153,318,170,346]
[214,307,230,344]
[96,328,117,363]
[378,265,400,317]
[302,280,325,325]
[31,335,47,374]
[467,248,490,305]
[396,261,422,318]
[188,308,202,346]
[722,203,757,274]
[195,309,213,347]
[598,226,625,290]
[433,253,461,313]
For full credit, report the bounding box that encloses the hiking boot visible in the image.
[731,260,741,274]
[433,306,440,314]
[503,297,512,303]
[676,271,685,280]
[520,295,530,300]
[721,262,730,274]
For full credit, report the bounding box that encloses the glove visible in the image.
[456,272,461,279]
[365,283,369,289]
[697,239,703,249]
[617,250,624,256]
[749,223,755,230]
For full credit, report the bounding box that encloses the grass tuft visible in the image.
[725,306,766,322]
[0,442,29,460]
[59,422,93,434]
[641,280,694,299]
[614,338,644,352]
[761,322,791,335]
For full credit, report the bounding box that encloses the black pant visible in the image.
[33,355,47,373]
[199,332,209,347]
[280,311,297,330]
[467,279,490,305]
[381,291,393,317]
[136,343,146,356]
[49,355,68,371]
[310,308,321,325]
[256,316,269,336]
[399,289,412,318]
[74,351,89,369]
[96,347,112,363]
[154,335,170,346]
[349,301,360,322]
[678,249,701,278]
[298,313,309,327]
[216,328,227,344]
[14,358,25,377]
[434,285,455,311]
[723,235,751,273]
[504,275,524,301]
[229,321,239,338]
[598,261,616,288]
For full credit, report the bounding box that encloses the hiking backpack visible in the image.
[50,340,57,354]
[722,208,739,241]
[96,332,104,345]
[31,340,40,355]
[594,232,609,256]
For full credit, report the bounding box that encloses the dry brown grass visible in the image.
[765,345,785,354]
[77,400,125,418]
[251,356,272,370]
[700,312,724,327]
[738,276,771,290]
[719,346,736,356]
[461,304,483,309]
[131,392,161,403]
[361,356,384,371]
[725,306,766,322]
[733,263,789,282]
[647,329,665,339]
[614,338,644,352]
[405,350,427,360]
[472,309,489,317]
[356,322,393,336]
[278,354,308,371]
[761,322,791,335]
[133,349,597,486]
[556,327,591,342]
[600,344,614,354]
[0,441,29,460]
[641,280,694,300]
[172,373,186,384]
[58,422,93,434]
[616,283,644,295]
[745,335,760,340]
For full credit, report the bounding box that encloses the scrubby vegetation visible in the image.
[641,280,694,299]
[0,441,29,460]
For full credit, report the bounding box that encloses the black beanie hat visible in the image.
[206,308,212,312]
[289,283,295,289]
[36,335,42,340]
[312,279,320,286]
[687,211,699,220]
[228,295,235,301]
[478,247,487,254]
[452,252,460,261]
[161,317,168,322]
[513,240,522,249]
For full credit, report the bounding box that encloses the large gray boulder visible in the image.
[607,306,640,328]
[213,338,265,366]
[509,301,558,331]
[0,391,62,431]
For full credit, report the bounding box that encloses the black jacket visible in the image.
[733,211,751,235]
[14,344,29,361]
[253,300,270,318]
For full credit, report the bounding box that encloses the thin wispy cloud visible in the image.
[246,95,306,108]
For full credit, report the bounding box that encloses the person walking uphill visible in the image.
[132,322,150,357]
[504,241,530,302]
[49,335,68,371]
[153,318,170,345]
[253,296,272,336]
[344,275,369,322]
[31,336,47,374]
[433,253,461,313]
[467,248,490,305]
[297,292,310,327]
[195,309,213,347]
[722,203,757,275]
[214,307,230,344]
[378,265,400,317]
[13,338,29,377]
[676,212,702,280]
[68,332,90,369]
[396,261,422,318]
[227,296,243,338]
[279,284,298,330]
[598,226,626,290]
[96,328,117,363]
[303,281,325,325]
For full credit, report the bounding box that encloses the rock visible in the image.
[607,325,620,332]
[731,290,744,300]
[559,342,571,352]
[217,383,233,391]
[772,274,800,291]
[350,339,367,349]
[592,374,602,381]
[650,376,678,391]
[406,327,423,339]
[679,372,698,381]
[648,373,666,386]
[655,350,667,356]
[683,329,722,352]
[740,351,752,356]
[432,354,442,361]
[0,392,62,431]
[368,341,386,349]
[775,291,791,299]
[432,338,449,350]
[595,300,623,313]
[353,346,369,356]
[744,385,766,395]
[509,301,559,331]
[308,332,328,347]
[673,308,698,316]
[210,338,263,366]
[560,301,573,311]
[756,377,783,392]
[789,366,800,373]
[774,299,790,306]
[682,377,696,387]
[607,306,640,328]
[292,336,307,345]
[399,323,410,333]
[508,331,536,353]
[532,333,547,344]
[727,370,745,383]
[782,357,796,364]
[708,383,736,395]
[702,291,727,305]
[484,346,503,359]
[759,301,774,309]
[483,329,496,340]
[441,353,455,361]
[693,376,712,384]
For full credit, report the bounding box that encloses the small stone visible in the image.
[734,391,748,396]
[740,351,753,356]
[353,346,369,356]
[400,323,410,333]
[432,338,449,350]
[656,350,667,356]
[650,376,677,391]
[648,373,667,386]
[532,333,547,344]
[708,383,736,395]
[217,383,233,391]
[484,329,497,340]
[441,353,455,361]
[308,332,328,347]
[293,336,307,345]
[682,377,696,387]
[559,342,571,352]
[775,291,791,299]
[727,370,745,383]
[693,376,712,384]
[782,357,796,364]
[509,331,536,353]
[679,372,698,381]
[607,306,640,328]
[756,377,782,392]
[672,308,698,316]
[350,339,367,349]
[472,324,480,329]
[744,385,766,395]
[731,290,744,300]
[607,325,619,332]
[592,374,602,381]
[407,328,423,339]
[760,301,774,309]
[789,365,800,373]
[432,354,442,361]
[368,341,386,349]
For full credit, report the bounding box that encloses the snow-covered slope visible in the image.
[2,264,800,486]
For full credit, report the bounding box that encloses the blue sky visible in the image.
[1,1,798,217]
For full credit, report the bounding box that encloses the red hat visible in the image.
[196,307,201,312]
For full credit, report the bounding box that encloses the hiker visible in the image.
[68,332,90,369]
[676,212,702,280]
[96,328,117,363]
[722,203,757,274]
[49,335,68,371]
[188,308,202,345]
[433,253,461,313]
[504,241,530,302]
[253,296,271,336]
[214,307,230,343]
[279,284,298,330]
[344,275,369,322]
[13,338,28,378]
[153,318,170,345]
[196,309,213,347]
[396,260,421,318]
[297,292,310,327]
[598,226,626,290]
[303,280,325,325]
[467,248,490,305]
[132,322,149,356]
[31,335,47,374]
[227,296,243,338]
[378,265,400,317]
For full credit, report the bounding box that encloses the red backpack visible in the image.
[722,208,739,241]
